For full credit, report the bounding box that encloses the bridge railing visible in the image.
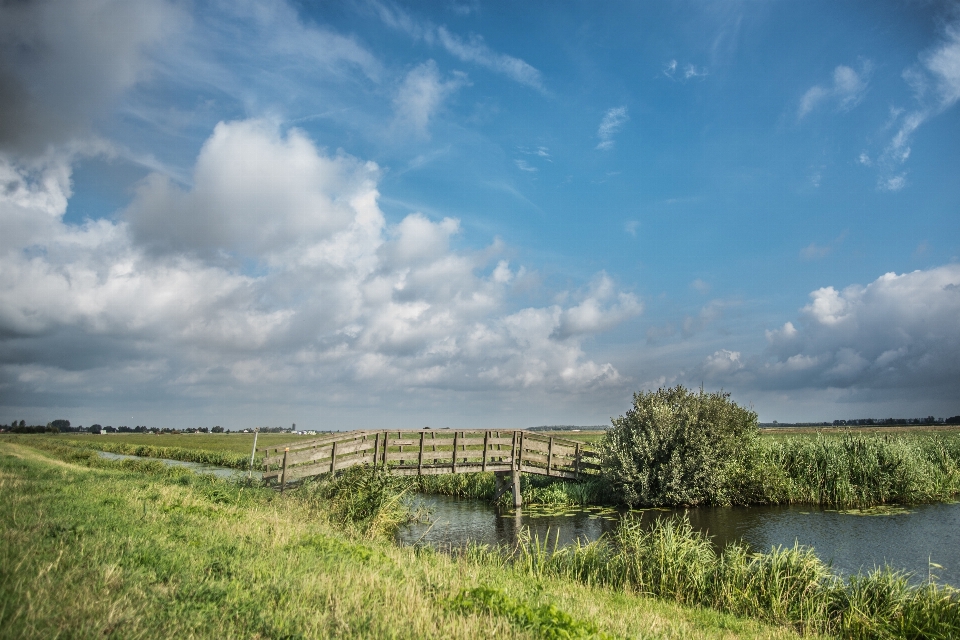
[260,429,600,486]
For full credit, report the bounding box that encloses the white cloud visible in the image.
[0,119,641,416]
[369,3,544,91]
[596,106,629,151]
[514,159,537,172]
[701,265,960,397]
[662,59,707,81]
[393,60,468,136]
[877,24,960,190]
[798,63,869,119]
[624,220,640,237]
[436,27,543,90]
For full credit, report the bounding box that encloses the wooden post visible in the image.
[511,465,522,508]
[330,440,338,474]
[373,432,381,469]
[431,431,437,463]
[417,431,424,474]
[280,447,289,494]
[574,442,581,479]
[248,427,259,480]
[452,431,459,472]
[481,430,489,472]
[547,436,554,476]
[381,431,389,468]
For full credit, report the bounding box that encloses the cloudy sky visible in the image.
[2,0,959,430]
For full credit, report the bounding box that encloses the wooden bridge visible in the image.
[260,429,599,507]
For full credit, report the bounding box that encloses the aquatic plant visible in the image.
[508,514,960,639]
[294,466,414,538]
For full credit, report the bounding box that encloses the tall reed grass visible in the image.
[412,472,607,507]
[504,515,960,639]
[734,433,960,507]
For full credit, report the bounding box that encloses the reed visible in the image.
[737,433,960,507]
[506,514,960,639]
[412,472,606,507]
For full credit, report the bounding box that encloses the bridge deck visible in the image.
[260,429,599,491]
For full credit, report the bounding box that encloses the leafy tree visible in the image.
[50,419,70,431]
[212,426,224,433]
[599,385,759,507]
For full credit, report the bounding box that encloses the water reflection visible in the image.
[399,494,960,586]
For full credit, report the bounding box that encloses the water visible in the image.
[399,494,960,586]
[96,451,261,480]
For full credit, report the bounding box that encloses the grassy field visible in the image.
[0,437,814,640]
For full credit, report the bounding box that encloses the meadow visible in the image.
[1,437,815,640]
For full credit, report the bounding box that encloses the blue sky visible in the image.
[1,0,959,429]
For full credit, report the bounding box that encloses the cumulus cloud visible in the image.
[596,107,629,151]
[393,60,468,136]
[0,119,640,415]
[798,63,870,119]
[0,0,183,155]
[698,265,960,399]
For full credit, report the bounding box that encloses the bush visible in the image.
[599,385,759,506]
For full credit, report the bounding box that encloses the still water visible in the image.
[96,450,261,480]
[399,495,960,586]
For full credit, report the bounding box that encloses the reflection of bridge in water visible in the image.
[260,429,599,507]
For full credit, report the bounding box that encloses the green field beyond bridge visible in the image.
[261,429,599,506]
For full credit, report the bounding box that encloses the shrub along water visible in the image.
[598,385,960,508]
[599,385,760,507]
[503,514,960,639]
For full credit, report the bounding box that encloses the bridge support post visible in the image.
[511,467,522,508]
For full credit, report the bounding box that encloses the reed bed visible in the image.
[412,472,606,507]
[502,515,960,639]
[736,433,960,507]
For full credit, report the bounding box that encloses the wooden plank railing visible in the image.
[260,429,600,485]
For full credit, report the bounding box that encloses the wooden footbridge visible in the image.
[260,429,599,507]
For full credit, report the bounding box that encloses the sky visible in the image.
[1,0,959,430]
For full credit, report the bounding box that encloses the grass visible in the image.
[735,433,960,507]
[504,516,960,639]
[0,437,811,640]
[44,432,323,467]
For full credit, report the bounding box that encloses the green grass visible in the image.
[34,432,332,470]
[734,433,960,507]
[506,515,960,639]
[0,437,811,640]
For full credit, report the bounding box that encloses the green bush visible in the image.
[599,385,759,506]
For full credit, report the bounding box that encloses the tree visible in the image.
[212,426,224,433]
[599,385,759,507]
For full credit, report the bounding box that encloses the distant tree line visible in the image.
[0,420,231,434]
[761,415,960,428]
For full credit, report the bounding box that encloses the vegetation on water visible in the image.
[597,385,960,509]
[412,472,608,508]
[501,515,960,639]
[0,438,809,640]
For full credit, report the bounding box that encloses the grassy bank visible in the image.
[0,437,809,640]
[42,432,322,468]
